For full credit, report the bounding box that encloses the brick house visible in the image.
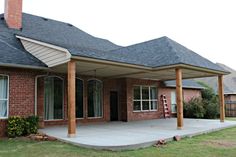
[0,0,229,137]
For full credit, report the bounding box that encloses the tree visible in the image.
[198,81,219,119]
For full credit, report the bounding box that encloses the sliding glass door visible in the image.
[44,77,63,120]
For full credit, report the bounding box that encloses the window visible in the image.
[133,86,158,111]
[171,90,184,113]
[0,75,9,118]
[171,91,177,113]
[44,77,64,120]
[76,78,83,118]
[87,79,103,118]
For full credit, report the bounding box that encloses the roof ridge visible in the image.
[163,37,183,63]
[109,36,167,52]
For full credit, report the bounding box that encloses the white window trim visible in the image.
[0,75,9,119]
[171,91,177,113]
[133,85,158,112]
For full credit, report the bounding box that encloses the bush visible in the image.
[7,115,39,138]
[198,82,220,119]
[200,83,216,101]
[7,116,25,138]
[203,99,220,119]
[24,116,39,135]
[184,98,205,118]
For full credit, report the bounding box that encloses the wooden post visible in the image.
[218,75,225,122]
[68,60,76,137]
[176,68,183,129]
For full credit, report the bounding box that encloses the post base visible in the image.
[177,126,183,130]
[67,133,76,138]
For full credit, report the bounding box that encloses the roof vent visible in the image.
[67,23,73,27]
[42,17,48,21]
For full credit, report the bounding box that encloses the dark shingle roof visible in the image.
[0,39,46,67]
[195,63,236,94]
[0,13,228,74]
[164,79,205,89]
[107,37,226,72]
[0,13,121,68]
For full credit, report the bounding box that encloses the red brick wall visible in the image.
[9,71,36,116]
[0,119,7,137]
[183,89,202,102]
[0,67,42,136]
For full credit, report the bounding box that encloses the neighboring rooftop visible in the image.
[164,79,204,89]
[195,63,236,94]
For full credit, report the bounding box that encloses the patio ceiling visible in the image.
[50,58,226,81]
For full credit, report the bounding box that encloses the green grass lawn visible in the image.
[1,126,236,157]
[226,117,236,121]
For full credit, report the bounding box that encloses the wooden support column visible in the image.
[68,60,76,137]
[218,75,225,122]
[176,68,183,129]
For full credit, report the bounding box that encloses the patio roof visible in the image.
[17,34,229,80]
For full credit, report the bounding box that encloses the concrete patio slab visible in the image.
[41,118,236,150]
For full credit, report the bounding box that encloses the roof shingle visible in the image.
[0,13,229,74]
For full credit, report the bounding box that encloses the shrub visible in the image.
[24,116,39,135]
[7,115,39,137]
[199,82,216,101]
[198,82,220,119]
[203,99,220,119]
[184,97,205,118]
[7,116,25,138]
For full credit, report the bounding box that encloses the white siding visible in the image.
[17,36,71,67]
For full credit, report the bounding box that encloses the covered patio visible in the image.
[41,118,236,150]
[63,59,228,137]
[18,36,230,140]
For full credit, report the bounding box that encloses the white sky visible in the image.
[1,0,236,69]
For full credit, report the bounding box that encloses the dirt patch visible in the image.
[202,140,236,148]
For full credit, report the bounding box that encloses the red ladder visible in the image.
[160,95,171,118]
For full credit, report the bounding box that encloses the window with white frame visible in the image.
[0,75,9,118]
[133,86,158,111]
[171,91,177,113]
